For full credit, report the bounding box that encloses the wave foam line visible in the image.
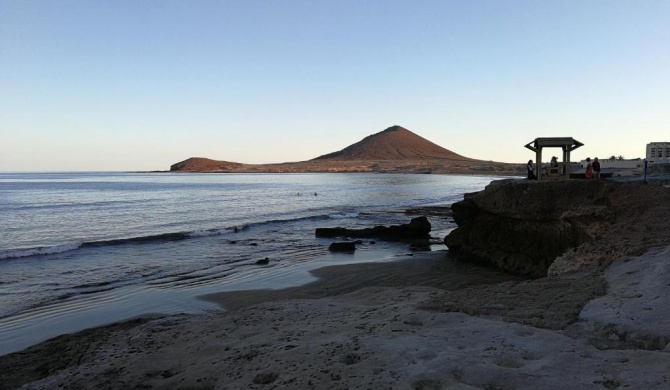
[0,212,356,260]
[0,243,82,260]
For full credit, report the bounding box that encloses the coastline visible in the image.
[0,172,491,357]
[2,179,669,389]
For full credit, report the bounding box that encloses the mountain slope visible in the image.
[312,125,471,161]
[170,157,245,172]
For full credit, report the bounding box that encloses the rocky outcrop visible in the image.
[328,242,357,252]
[316,216,431,241]
[445,179,617,278]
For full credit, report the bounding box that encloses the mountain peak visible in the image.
[380,125,408,133]
[312,126,470,161]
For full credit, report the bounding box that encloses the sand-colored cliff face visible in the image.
[169,126,524,174]
[446,179,670,277]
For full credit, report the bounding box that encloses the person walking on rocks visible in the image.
[527,160,536,180]
[592,157,601,179]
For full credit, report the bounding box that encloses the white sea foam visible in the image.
[186,229,229,238]
[0,242,82,260]
[330,212,359,219]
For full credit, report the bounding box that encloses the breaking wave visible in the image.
[0,211,360,261]
[0,243,83,260]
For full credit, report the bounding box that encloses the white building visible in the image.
[577,158,644,177]
[646,142,670,164]
[578,158,643,170]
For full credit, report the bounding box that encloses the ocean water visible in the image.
[0,172,504,354]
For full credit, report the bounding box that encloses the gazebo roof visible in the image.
[524,137,583,152]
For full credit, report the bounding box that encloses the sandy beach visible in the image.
[2,180,670,389]
[3,249,669,389]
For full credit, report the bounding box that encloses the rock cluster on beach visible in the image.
[316,216,432,240]
[319,216,433,252]
[2,178,670,389]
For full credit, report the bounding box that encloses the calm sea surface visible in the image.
[0,172,506,354]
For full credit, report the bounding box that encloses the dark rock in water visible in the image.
[249,243,258,246]
[255,257,270,265]
[370,241,376,245]
[445,179,615,278]
[328,242,356,252]
[316,216,431,241]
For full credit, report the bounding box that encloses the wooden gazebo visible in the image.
[524,137,583,180]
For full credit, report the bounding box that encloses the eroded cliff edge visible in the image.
[445,179,670,278]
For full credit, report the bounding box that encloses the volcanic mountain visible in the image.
[313,125,470,161]
[169,125,523,174]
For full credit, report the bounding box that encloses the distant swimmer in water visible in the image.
[314,192,317,196]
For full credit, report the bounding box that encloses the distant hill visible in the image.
[313,125,471,161]
[170,157,246,172]
[168,126,524,175]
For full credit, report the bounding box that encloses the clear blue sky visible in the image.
[1,1,668,171]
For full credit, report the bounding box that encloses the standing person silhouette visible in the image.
[527,160,536,180]
[585,158,593,179]
[592,157,601,179]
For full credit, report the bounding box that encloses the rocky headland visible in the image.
[2,178,670,389]
[445,179,670,277]
[169,126,525,175]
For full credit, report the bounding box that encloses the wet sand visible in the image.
[3,247,669,389]
[200,253,522,311]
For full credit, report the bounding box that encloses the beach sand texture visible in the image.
[2,180,670,389]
